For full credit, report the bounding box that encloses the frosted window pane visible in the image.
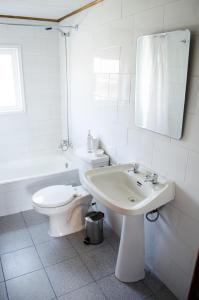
[0,54,16,107]
[0,47,25,113]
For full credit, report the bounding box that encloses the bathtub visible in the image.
[0,151,80,216]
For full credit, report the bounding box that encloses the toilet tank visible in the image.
[75,148,109,186]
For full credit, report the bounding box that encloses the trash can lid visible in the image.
[85,211,104,222]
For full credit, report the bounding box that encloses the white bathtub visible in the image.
[0,151,80,216]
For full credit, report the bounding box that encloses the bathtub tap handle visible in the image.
[59,139,70,151]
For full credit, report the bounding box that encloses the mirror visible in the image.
[135,30,190,139]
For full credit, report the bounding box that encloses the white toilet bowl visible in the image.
[32,185,92,237]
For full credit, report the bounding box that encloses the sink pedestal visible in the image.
[115,214,145,282]
[83,163,175,282]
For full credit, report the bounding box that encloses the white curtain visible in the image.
[136,35,169,134]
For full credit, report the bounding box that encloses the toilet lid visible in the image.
[32,185,76,208]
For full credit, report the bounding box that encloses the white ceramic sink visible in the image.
[83,164,175,216]
[83,163,175,283]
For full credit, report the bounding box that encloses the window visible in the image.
[0,46,25,113]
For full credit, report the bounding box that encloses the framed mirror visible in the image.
[135,29,190,139]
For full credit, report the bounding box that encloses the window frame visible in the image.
[0,45,25,115]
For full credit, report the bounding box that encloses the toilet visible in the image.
[32,148,109,237]
[32,185,92,237]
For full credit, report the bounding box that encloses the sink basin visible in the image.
[83,164,175,215]
[83,163,175,283]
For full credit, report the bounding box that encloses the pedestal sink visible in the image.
[83,163,175,282]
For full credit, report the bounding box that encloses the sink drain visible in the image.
[128,196,136,202]
[130,199,135,202]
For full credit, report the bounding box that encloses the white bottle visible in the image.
[87,130,93,153]
[92,136,99,153]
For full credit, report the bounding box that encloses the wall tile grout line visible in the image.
[183,150,190,182]
[123,0,182,19]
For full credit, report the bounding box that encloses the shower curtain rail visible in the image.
[0,22,78,30]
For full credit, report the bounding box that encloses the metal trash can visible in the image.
[84,211,104,245]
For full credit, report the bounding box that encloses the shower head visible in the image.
[45,26,71,36]
[45,25,78,34]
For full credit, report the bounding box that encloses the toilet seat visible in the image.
[32,185,76,208]
[32,185,92,237]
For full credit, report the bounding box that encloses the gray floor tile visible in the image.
[107,234,120,252]
[98,274,152,300]
[144,271,164,294]
[0,228,33,254]
[132,281,154,299]
[0,212,177,300]
[59,282,106,300]
[0,213,26,232]
[0,262,4,282]
[28,222,54,244]
[6,269,55,300]
[1,246,42,280]
[103,222,116,238]
[103,223,120,251]
[46,256,93,297]
[155,287,177,300]
[0,282,8,300]
[67,230,107,254]
[80,244,117,280]
[22,209,48,226]
[36,238,77,267]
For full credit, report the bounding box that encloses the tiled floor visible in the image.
[0,210,178,300]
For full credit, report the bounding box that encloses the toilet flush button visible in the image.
[74,193,81,197]
[73,188,81,197]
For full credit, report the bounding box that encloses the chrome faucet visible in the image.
[59,139,70,151]
[144,173,158,184]
[128,163,139,174]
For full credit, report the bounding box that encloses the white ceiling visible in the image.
[0,0,93,19]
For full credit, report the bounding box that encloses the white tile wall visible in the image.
[123,0,177,17]
[189,35,199,76]
[186,76,199,114]
[61,1,199,299]
[152,140,189,181]
[0,25,62,162]
[134,6,164,37]
[164,0,199,34]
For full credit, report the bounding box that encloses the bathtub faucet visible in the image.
[59,139,72,151]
